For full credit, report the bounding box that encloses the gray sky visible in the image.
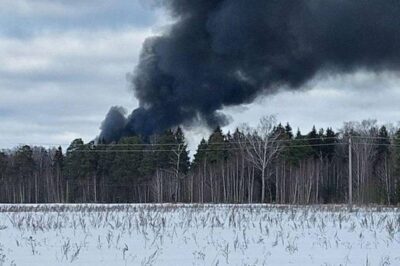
[1,0,400,152]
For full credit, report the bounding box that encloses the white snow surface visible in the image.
[0,204,399,265]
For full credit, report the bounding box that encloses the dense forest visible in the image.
[1,116,400,205]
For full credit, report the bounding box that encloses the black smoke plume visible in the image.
[100,0,400,143]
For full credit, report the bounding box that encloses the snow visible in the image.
[0,204,399,265]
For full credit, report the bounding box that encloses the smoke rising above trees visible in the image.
[100,0,400,143]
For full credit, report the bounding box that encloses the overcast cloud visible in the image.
[0,1,399,152]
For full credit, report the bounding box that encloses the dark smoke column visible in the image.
[100,0,400,143]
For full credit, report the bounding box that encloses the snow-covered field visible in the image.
[0,204,399,266]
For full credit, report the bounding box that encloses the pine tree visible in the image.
[65,139,86,202]
[52,146,64,202]
[65,139,85,178]
[112,136,143,180]
[161,129,176,168]
[207,127,226,164]
[287,129,313,166]
[192,138,208,169]
[0,152,7,181]
[285,123,293,139]
[376,126,390,157]
[307,126,323,158]
[111,136,144,202]
[322,127,337,159]
[14,145,35,180]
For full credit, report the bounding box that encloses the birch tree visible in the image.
[240,116,284,203]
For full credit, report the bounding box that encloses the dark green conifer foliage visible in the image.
[376,126,390,157]
[323,127,337,159]
[110,136,143,202]
[155,129,175,170]
[112,137,143,179]
[192,138,208,169]
[285,123,293,139]
[53,147,63,170]
[207,127,227,164]
[307,126,324,158]
[65,139,84,178]
[286,129,313,166]
[0,152,8,181]
[14,145,35,180]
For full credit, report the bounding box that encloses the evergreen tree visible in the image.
[207,127,227,164]
[287,129,313,165]
[322,128,337,159]
[112,136,143,180]
[376,126,390,158]
[139,151,157,176]
[156,129,176,170]
[65,139,85,179]
[0,152,7,181]
[52,146,64,176]
[285,123,293,139]
[64,139,86,201]
[275,123,286,136]
[111,136,144,202]
[307,126,323,158]
[14,145,35,180]
[192,138,208,169]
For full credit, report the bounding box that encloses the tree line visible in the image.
[1,117,400,204]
